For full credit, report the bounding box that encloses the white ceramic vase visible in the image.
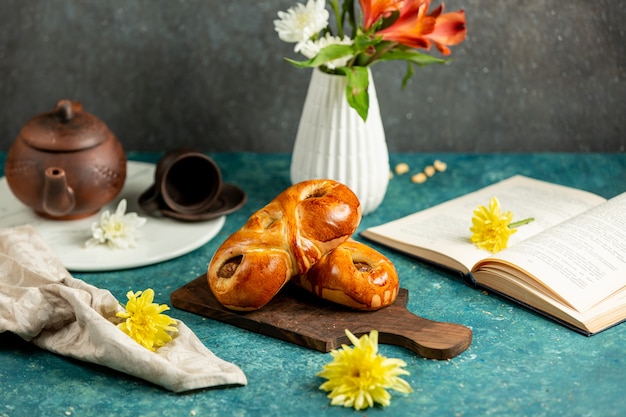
[290,68,389,216]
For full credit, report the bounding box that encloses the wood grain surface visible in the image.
[171,275,472,360]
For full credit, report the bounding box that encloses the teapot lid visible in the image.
[19,99,112,152]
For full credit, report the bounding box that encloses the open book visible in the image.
[361,175,626,335]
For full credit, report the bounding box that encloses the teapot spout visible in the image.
[42,167,76,218]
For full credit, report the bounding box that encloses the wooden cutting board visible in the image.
[171,275,472,360]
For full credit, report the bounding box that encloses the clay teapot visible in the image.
[4,99,126,220]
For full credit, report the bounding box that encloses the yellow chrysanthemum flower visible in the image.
[116,288,178,352]
[469,196,520,253]
[317,329,413,410]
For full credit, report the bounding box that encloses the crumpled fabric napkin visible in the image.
[0,225,247,393]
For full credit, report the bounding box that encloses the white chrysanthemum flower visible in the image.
[85,199,147,249]
[274,0,329,47]
[299,33,354,69]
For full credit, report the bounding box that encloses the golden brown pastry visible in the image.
[292,240,399,310]
[207,179,362,311]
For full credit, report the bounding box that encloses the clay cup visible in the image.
[139,148,222,216]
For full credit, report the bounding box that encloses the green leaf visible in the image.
[401,61,414,89]
[376,49,447,67]
[286,44,354,69]
[340,66,369,121]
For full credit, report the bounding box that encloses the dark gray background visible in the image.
[1,0,624,153]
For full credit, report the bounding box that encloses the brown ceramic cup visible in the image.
[139,148,222,216]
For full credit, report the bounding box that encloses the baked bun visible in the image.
[207,179,362,311]
[293,240,399,310]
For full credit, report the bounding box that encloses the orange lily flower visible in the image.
[359,0,405,30]
[374,0,466,55]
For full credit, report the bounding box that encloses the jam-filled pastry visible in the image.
[293,240,399,311]
[207,179,362,311]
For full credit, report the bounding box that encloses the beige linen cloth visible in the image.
[0,225,247,393]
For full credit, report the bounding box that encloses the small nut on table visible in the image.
[434,160,447,172]
[424,165,436,177]
[411,172,428,183]
[394,162,410,175]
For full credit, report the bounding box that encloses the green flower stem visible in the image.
[330,0,342,37]
[367,41,400,65]
[508,218,535,229]
[342,0,356,37]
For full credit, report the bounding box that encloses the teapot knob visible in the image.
[54,99,83,122]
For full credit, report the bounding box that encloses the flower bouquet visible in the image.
[274,0,467,121]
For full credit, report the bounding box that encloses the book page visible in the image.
[478,192,626,313]
[361,175,606,273]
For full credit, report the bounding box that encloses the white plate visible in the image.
[0,161,225,271]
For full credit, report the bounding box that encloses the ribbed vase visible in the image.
[290,68,389,215]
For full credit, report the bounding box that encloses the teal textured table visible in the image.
[1,152,625,417]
